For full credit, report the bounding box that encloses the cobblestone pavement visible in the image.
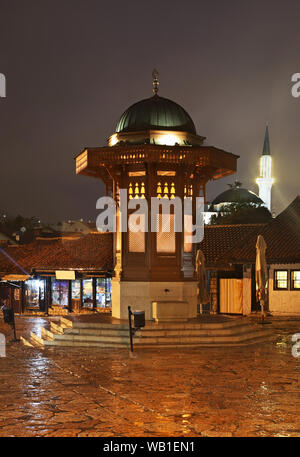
[0,316,299,437]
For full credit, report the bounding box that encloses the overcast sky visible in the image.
[0,0,299,223]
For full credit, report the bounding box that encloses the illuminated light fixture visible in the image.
[155,133,180,146]
[110,134,119,146]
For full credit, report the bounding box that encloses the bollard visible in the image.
[128,306,145,352]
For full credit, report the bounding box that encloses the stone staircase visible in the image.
[23,316,276,349]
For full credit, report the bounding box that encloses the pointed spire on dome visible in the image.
[262,124,271,155]
[152,68,159,95]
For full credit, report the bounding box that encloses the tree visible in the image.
[0,214,36,243]
[210,203,272,225]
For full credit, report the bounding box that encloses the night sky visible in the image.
[0,0,299,223]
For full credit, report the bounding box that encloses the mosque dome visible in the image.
[115,94,196,135]
[212,183,263,207]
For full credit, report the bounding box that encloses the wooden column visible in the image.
[210,271,218,314]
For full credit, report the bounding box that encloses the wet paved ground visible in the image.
[0,315,299,437]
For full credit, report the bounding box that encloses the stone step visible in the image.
[60,317,73,328]
[26,318,275,349]
[71,322,130,330]
[62,323,261,338]
[29,331,45,347]
[45,327,273,345]
[142,319,250,330]
[133,329,273,345]
[136,324,260,337]
[41,327,55,340]
[61,317,250,332]
[132,333,277,348]
[50,321,65,334]
[20,336,34,347]
[63,327,130,336]
[53,333,131,343]
[28,331,275,349]
[37,339,127,348]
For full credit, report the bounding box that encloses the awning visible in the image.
[1,274,30,281]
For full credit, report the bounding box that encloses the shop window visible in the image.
[96,278,112,308]
[71,280,81,299]
[51,279,69,307]
[291,271,300,290]
[106,279,112,306]
[274,270,288,290]
[25,279,45,309]
[82,279,93,308]
[96,278,106,308]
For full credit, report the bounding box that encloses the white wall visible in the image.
[242,266,252,315]
[269,263,300,315]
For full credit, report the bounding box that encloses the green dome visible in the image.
[212,188,263,206]
[115,95,196,135]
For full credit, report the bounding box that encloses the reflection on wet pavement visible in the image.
[0,316,299,437]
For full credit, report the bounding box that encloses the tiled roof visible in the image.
[222,197,300,264]
[0,232,114,277]
[198,197,300,267]
[199,223,265,267]
[0,197,299,277]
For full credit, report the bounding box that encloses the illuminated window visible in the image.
[128,171,146,177]
[128,181,146,199]
[184,214,193,253]
[157,171,176,176]
[291,271,300,290]
[274,270,288,290]
[128,213,146,253]
[128,182,133,199]
[184,184,193,198]
[156,213,176,253]
[156,180,175,199]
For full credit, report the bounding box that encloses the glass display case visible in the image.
[71,279,81,299]
[82,278,93,308]
[96,278,106,308]
[51,279,69,308]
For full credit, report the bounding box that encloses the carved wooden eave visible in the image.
[75,144,239,185]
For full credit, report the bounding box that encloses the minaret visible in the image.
[256,125,274,211]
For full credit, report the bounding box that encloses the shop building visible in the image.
[0,232,113,314]
[199,196,300,315]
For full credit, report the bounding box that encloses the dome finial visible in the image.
[152,68,159,95]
